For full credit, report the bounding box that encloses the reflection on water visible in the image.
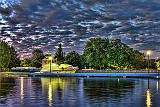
[156,80,159,93]
[48,83,52,106]
[146,89,152,107]
[20,77,24,103]
[83,78,135,100]
[41,78,71,106]
[0,76,160,107]
[146,78,152,107]
[0,76,15,106]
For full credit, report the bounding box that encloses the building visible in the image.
[156,60,160,70]
[40,56,78,73]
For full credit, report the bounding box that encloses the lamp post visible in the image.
[49,56,52,73]
[146,50,152,73]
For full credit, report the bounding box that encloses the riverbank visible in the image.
[78,70,160,73]
[1,71,160,78]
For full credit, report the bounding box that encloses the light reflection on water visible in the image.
[0,77,160,107]
[156,80,159,93]
[20,77,24,103]
[48,83,52,106]
[146,89,152,107]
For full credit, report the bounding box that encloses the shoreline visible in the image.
[78,70,160,73]
[0,71,160,78]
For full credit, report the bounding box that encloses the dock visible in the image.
[1,72,160,78]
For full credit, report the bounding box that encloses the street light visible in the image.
[49,56,52,73]
[146,50,152,73]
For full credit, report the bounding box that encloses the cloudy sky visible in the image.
[0,0,160,58]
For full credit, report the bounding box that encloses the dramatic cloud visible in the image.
[0,0,160,58]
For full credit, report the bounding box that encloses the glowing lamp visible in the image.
[146,50,152,56]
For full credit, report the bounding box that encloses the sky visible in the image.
[0,0,160,58]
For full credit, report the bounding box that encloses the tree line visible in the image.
[0,38,157,71]
[0,41,20,71]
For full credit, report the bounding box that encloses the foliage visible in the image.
[80,55,87,69]
[54,44,65,64]
[8,46,20,68]
[20,49,45,68]
[0,38,152,70]
[83,38,145,70]
[20,58,32,67]
[0,41,20,70]
[65,51,82,68]
[143,59,157,70]
[83,38,110,69]
[30,49,45,68]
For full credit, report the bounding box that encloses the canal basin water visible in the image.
[0,76,160,107]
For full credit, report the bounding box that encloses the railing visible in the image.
[78,70,160,73]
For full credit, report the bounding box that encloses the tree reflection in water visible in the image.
[0,76,15,104]
[83,78,135,100]
[146,79,152,107]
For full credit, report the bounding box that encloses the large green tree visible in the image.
[0,41,20,71]
[83,38,110,69]
[83,38,145,70]
[65,51,82,68]
[54,44,65,64]
[106,39,145,70]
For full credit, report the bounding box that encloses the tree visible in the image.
[20,58,31,67]
[65,51,82,68]
[8,46,20,68]
[106,39,134,70]
[30,49,45,68]
[83,38,145,70]
[143,59,157,70]
[83,38,109,69]
[0,41,20,71]
[54,44,65,64]
[131,50,145,69]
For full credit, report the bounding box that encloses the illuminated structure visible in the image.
[146,50,152,73]
[155,59,160,70]
[41,56,78,73]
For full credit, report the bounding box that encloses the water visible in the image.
[0,76,160,107]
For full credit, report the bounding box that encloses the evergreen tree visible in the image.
[54,44,65,64]
[0,41,20,71]
[8,46,20,69]
[30,49,45,68]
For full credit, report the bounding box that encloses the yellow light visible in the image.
[48,83,52,106]
[146,89,152,107]
[48,56,53,60]
[157,81,159,93]
[146,50,152,56]
[20,77,24,103]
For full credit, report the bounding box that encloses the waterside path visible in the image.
[1,71,160,78]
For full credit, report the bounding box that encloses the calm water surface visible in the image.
[0,76,160,107]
